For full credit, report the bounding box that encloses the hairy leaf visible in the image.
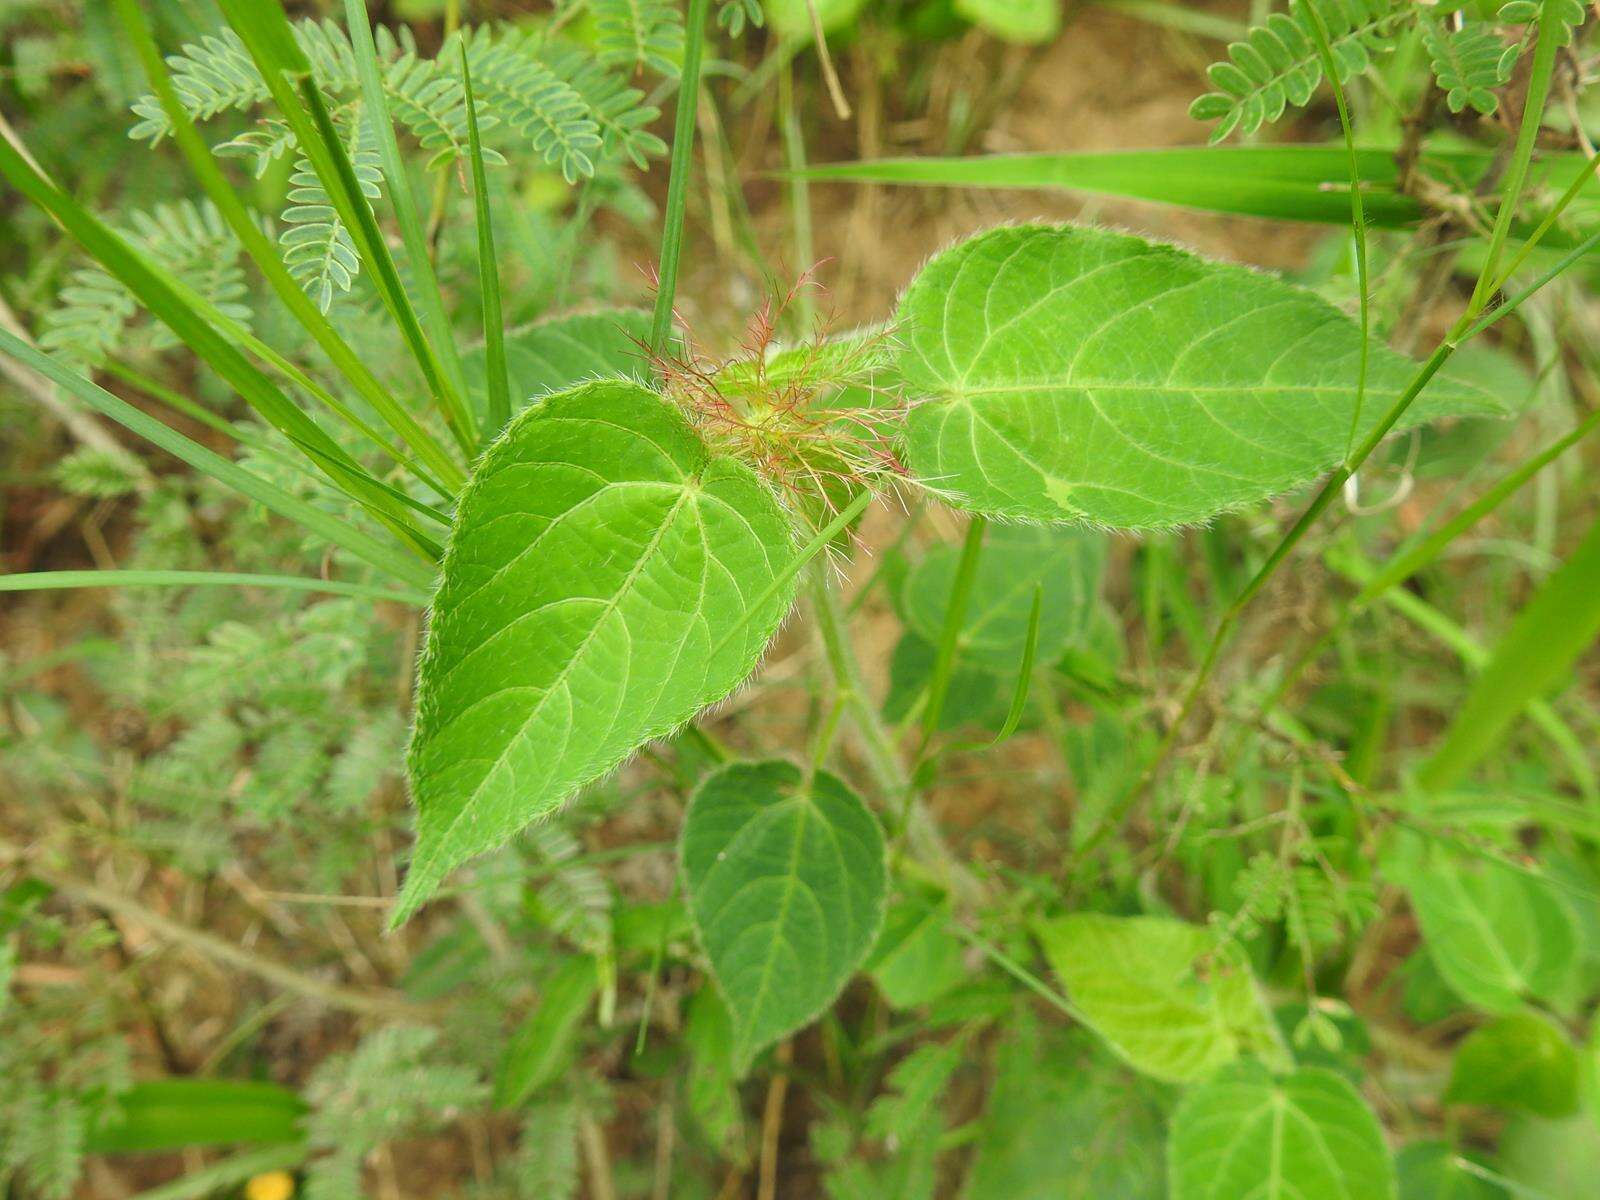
[1036,914,1284,1082]
[399,382,798,922]
[1445,1011,1580,1117]
[895,225,1501,528]
[682,760,886,1071]
[1168,1063,1396,1200]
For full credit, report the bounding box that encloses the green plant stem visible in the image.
[778,61,817,330]
[649,0,712,356]
[919,517,987,749]
[809,571,982,903]
[1469,2,1567,313]
[1127,8,1571,827]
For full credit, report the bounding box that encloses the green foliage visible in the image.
[303,1026,486,1200]
[1387,838,1581,1013]
[494,955,599,1108]
[1394,1142,1508,1200]
[400,381,800,921]
[965,1019,1165,1199]
[955,0,1061,45]
[681,760,886,1070]
[39,198,251,368]
[894,224,1500,528]
[590,0,685,76]
[1422,18,1510,115]
[463,308,654,415]
[1036,914,1285,1082]
[1168,1064,1395,1200]
[1190,0,1415,141]
[902,525,1104,670]
[1445,1011,1581,1116]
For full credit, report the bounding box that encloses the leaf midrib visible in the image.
[416,480,697,881]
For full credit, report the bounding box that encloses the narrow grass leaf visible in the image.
[1418,512,1600,790]
[0,330,434,588]
[0,570,426,606]
[460,43,510,442]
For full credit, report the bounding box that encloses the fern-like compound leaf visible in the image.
[1423,18,1509,114]
[1189,0,1414,142]
[590,0,686,77]
[397,381,800,924]
[457,27,604,183]
[279,118,382,314]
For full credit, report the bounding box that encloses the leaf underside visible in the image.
[398,382,798,923]
[682,760,887,1071]
[896,224,1502,529]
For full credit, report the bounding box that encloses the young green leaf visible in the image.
[681,760,887,1072]
[903,525,1105,671]
[1035,913,1284,1082]
[1445,1011,1580,1117]
[85,1080,306,1153]
[1168,1063,1396,1200]
[894,224,1501,528]
[1386,838,1580,1013]
[398,381,799,924]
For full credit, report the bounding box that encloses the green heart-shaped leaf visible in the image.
[1169,1063,1396,1200]
[896,224,1502,528]
[398,382,798,922]
[682,760,887,1071]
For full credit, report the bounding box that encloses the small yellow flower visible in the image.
[244,1171,295,1200]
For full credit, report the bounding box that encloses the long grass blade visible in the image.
[649,0,713,355]
[341,0,470,403]
[0,329,435,589]
[110,0,465,493]
[794,146,1600,238]
[214,0,476,453]
[1417,512,1600,792]
[460,43,509,442]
